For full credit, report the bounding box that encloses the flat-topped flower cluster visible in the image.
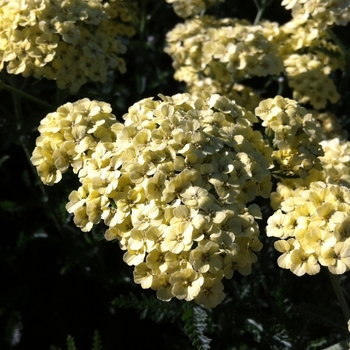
[27,0,350,312]
[165,13,344,111]
[164,16,284,110]
[255,95,325,179]
[31,93,273,308]
[281,0,350,28]
[0,0,127,92]
[267,181,350,276]
[166,0,226,18]
[267,136,350,276]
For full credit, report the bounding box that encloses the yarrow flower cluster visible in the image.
[267,181,350,276]
[281,0,350,28]
[0,0,127,92]
[312,110,348,140]
[189,79,262,113]
[30,98,117,185]
[284,57,340,110]
[31,94,273,308]
[98,0,139,38]
[319,138,350,188]
[268,137,350,277]
[166,0,226,18]
[164,16,284,87]
[270,138,350,211]
[255,95,325,179]
[263,19,343,110]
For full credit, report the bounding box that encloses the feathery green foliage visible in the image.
[182,303,211,350]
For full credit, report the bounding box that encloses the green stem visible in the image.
[146,0,164,22]
[21,138,64,237]
[253,0,264,25]
[253,0,274,24]
[139,0,147,36]
[1,81,55,109]
[56,87,65,107]
[8,75,23,130]
[328,271,350,323]
[326,28,350,77]
[326,28,348,58]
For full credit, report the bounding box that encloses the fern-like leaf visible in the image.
[66,335,77,350]
[91,330,102,350]
[112,292,182,323]
[182,303,211,350]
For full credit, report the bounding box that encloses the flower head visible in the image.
[32,93,273,307]
[0,0,127,92]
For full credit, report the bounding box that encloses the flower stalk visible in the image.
[3,81,54,110]
[328,271,350,323]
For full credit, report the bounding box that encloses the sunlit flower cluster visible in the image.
[166,0,225,18]
[189,78,262,113]
[311,110,348,140]
[267,181,350,276]
[281,0,350,28]
[31,94,273,308]
[255,95,325,179]
[284,54,340,109]
[270,138,350,210]
[319,138,350,187]
[267,19,343,109]
[98,0,139,38]
[277,20,344,70]
[0,0,127,92]
[30,98,116,185]
[164,16,284,87]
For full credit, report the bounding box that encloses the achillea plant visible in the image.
[267,17,345,110]
[166,0,226,18]
[281,0,350,28]
[270,137,350,210]
[164,16,284,90]
[0,0,127,92]
[255,95,325,179]
[267,181,350,276]
[98,0,139,38]
[31,93,273,308]
[268,138,350,278]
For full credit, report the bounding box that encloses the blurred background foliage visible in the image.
[0,0,349,349]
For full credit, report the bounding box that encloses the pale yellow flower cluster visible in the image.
[287,68,340,110]
[267,181,350,276]
[30,98,116,185]
[311,110,348,140]
[0,0,127,92]
[255,95,325,179]
[164,16,283,88]
[98,0,139,38]
[281,0,350,28]
[166,0,225,18]
[31,94,273,308]
[189,79,262,112]
[319,138,350,188]
[270,138,350,210]
[266,19,343,110]
[276,20,344,70]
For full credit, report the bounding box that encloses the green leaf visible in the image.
[182,303,211,350]
[112,292,181,323]
[91,330,102,350]
[0,155,10,168]
[66,335,77,350]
